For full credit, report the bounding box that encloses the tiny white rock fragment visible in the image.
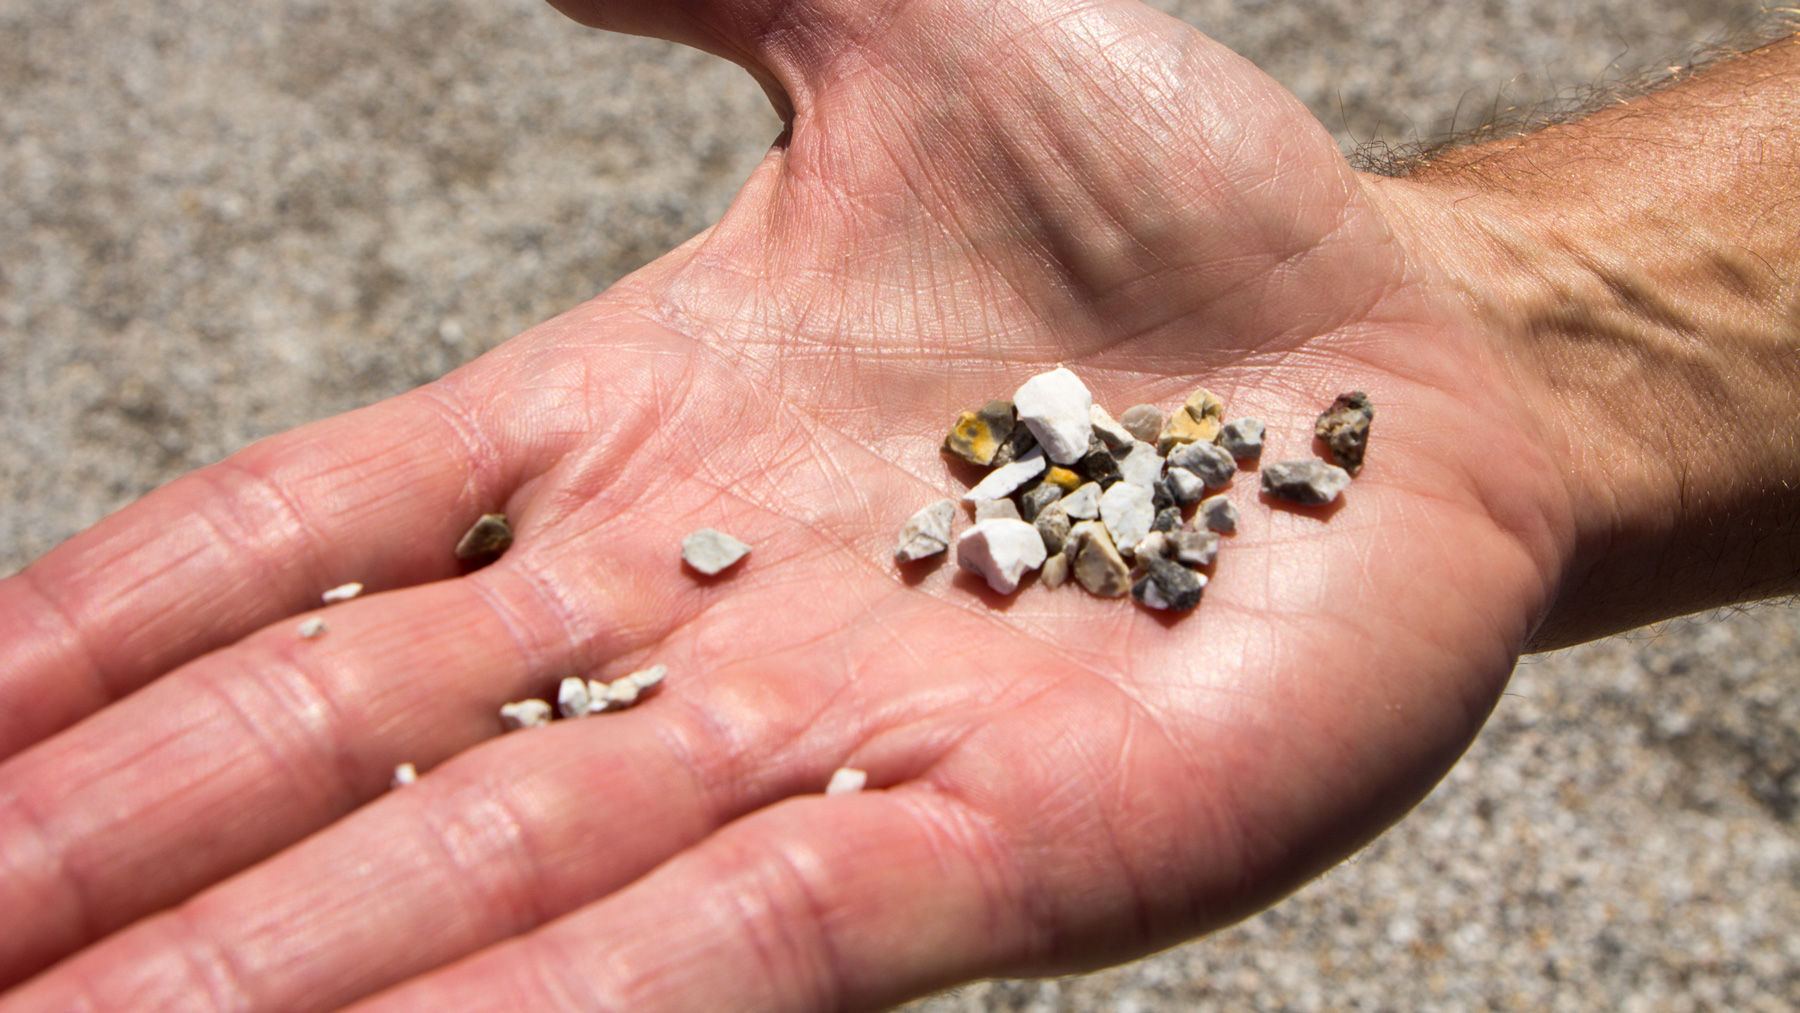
[681,528,751,575]
[1089,404,1136,449]
[1098,481,1156,554]
[956,518,1048,594]
[1218,418,1266,459]
[1261,460,1353,506]
[962,447,1046,503]
[558,676,592,719]
[297,617,327,639]
[499,699,553,731]
[1013,367,1094,465]
[1113,440,1164,487]
[391,763,418,788]
[895,499,956,562]
[628,664,668,690]
[586,679,611,712]
[973,497,1022,522]
[1198,495,1239,534]
[321,582,363,604]
[1060,482,1102,520]
[826,767,868,795]
[606,677,640,707]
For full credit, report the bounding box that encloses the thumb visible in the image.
[544,0,911,122]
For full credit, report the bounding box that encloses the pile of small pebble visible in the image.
[499,665,669,730]
[896,368,1372,612]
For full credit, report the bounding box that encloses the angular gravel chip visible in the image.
[321,582,363,604]
[1014,367,1095,465]
[499,699,553,730]
[1261,460,1353,505]
[681,528,751,575]
[455,513,514,560]
[895,499,956,562]
[826,767,868,795]
[956,518,1048,594]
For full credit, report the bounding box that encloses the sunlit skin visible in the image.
[0,1,1796,1010]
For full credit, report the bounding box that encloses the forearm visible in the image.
[1370,34,1800,648]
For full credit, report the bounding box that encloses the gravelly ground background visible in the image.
[3,0,1797,1009]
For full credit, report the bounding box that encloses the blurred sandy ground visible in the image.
[2,0,1795,1008]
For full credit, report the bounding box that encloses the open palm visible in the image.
[0,0,1574,1009]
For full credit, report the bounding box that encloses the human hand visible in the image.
[3,1,1796,1010]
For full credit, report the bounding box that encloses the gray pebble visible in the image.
[1261,459,1353,505]
[1151,505,1181,533]
[1132,556,1207,611]
[1035,504,1073,555]
[1167,440,1237,488]
[1168,530,1220,567]
[455,513,514,560]
[1020,482,1065,522]
[1164,467,1207,507]
[1314,392,1374,475]
[1198,494,1239,534]
[895,499,956,562]
[1118,404,1164,444]
[988,422,1038,466]
[1040,547,1072,589]
[681,528,752,575]
[1217,418,1266,460]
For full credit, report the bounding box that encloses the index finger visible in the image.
[0,382,514,759]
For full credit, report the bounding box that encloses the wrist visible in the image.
[1363,39,1800,646]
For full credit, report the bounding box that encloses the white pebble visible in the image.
[1060,482,1102,520]
[1099,481,1156,554]
[1013,367,1094,465]
[391,763,418,788]
[1089,404,1135,449]
[606,677,640,707]
[681,528,751,575]
[955,518,1048,594]
[558,676,592,719]
[1113,440,1164,487]
[628,664,668,690]
[499,699,553,730]
[973,497,1022,522]
[825,767,868,795]
[321,582,363,604]
[585,679,612,712]
[962,447,1045,503]
[297,617,327,638]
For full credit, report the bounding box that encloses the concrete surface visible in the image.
[2,0,1795,1009]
